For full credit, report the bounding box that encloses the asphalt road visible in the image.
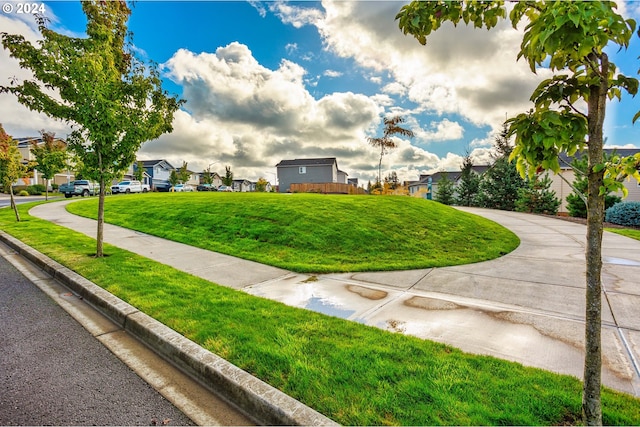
[0,194,62,208]
[0,253,195,426]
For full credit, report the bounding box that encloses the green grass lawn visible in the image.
[65,192,519,273]
[2,200,640,425]
[606,227,640,241]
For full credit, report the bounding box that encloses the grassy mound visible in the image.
[66,192,519,272]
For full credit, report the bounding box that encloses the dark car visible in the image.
[197,184,217,191]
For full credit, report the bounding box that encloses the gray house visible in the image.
[135,159,175,191]
[275,158,341,193]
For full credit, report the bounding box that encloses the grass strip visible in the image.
[606,228,640,241]
[66,192,520,273]
[2,202,640,425]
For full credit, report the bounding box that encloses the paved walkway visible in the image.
[30,200,640,396]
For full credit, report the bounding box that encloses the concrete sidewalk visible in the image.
[28,200,640,397]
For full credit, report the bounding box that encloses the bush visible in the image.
[18,190,29,196]
[51,183,59,191]
[605,202,640,227]
[27,184,46,195]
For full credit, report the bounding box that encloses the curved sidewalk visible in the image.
[30,201,640,397]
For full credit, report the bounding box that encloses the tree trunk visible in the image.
[96,177,105,257]
[582,53,608,426]
[378,148,383,185]
[9,186,20,222]
[45,178,49,201]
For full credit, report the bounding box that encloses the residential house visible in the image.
[198,171,223,188]
[232,179,252,192]
[122,163,152,187]
[135,159,175,191]
[337,169,348,184]
[348,178,359,188]
[15,136,73,186]
[249,181,273,192]
[275,157,342,193]
[550,149,640,213]
[409,165,489,198]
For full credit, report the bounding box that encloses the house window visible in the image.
[299,166,306,174]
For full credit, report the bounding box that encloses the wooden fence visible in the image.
[290,183,366,195]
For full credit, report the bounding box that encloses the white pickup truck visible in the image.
[111,180,150,194]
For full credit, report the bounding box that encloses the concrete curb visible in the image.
[0,230,338,426]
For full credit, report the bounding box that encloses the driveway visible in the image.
[29,202,640,396]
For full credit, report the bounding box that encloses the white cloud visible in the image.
[285,43,298,55]
[269,0,324,29]
[416,119,465,143]
[278,0,546,130]
[248,0,267,18]
[381,82,406,96]
[323,69,342,78]
[149,42,388,182]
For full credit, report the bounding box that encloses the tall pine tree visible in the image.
[477,123,525,211]
[455,154,480,207]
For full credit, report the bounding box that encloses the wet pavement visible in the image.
[29,201,640,397]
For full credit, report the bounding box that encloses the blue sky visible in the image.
[1,1,639,184]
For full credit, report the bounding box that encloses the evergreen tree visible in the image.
[515,174,560,214]
[455,155,480,207]
[435,172,455,205]
[566,154,621,218]
[384,171,400,190]
[222,166,234,186]
[477,123,525,210]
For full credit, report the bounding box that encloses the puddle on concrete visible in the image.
[346,284,387,300]
[305,296,356,319]
[603,257,640,266]
[405,296,463,311]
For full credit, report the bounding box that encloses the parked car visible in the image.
[171,184,194,192]
[197,184,217,191]
[111,180,150,194]
[217,185,233,192]
[58,180,100,198]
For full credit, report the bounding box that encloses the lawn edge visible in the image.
[0,229,338,427]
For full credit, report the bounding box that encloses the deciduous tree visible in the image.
[177,161,191,184]
[1,1,182,257]
[567,153,622,218]
[367,116,414,184]
[168,169,179,191]
[31,131,67,201]
[397,2,639,423]
[256,177,269,192]
[133,161,144,183]
[0,125,27,221]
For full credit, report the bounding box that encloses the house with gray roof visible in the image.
[275,157,345,193]
[134,159,175,191]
